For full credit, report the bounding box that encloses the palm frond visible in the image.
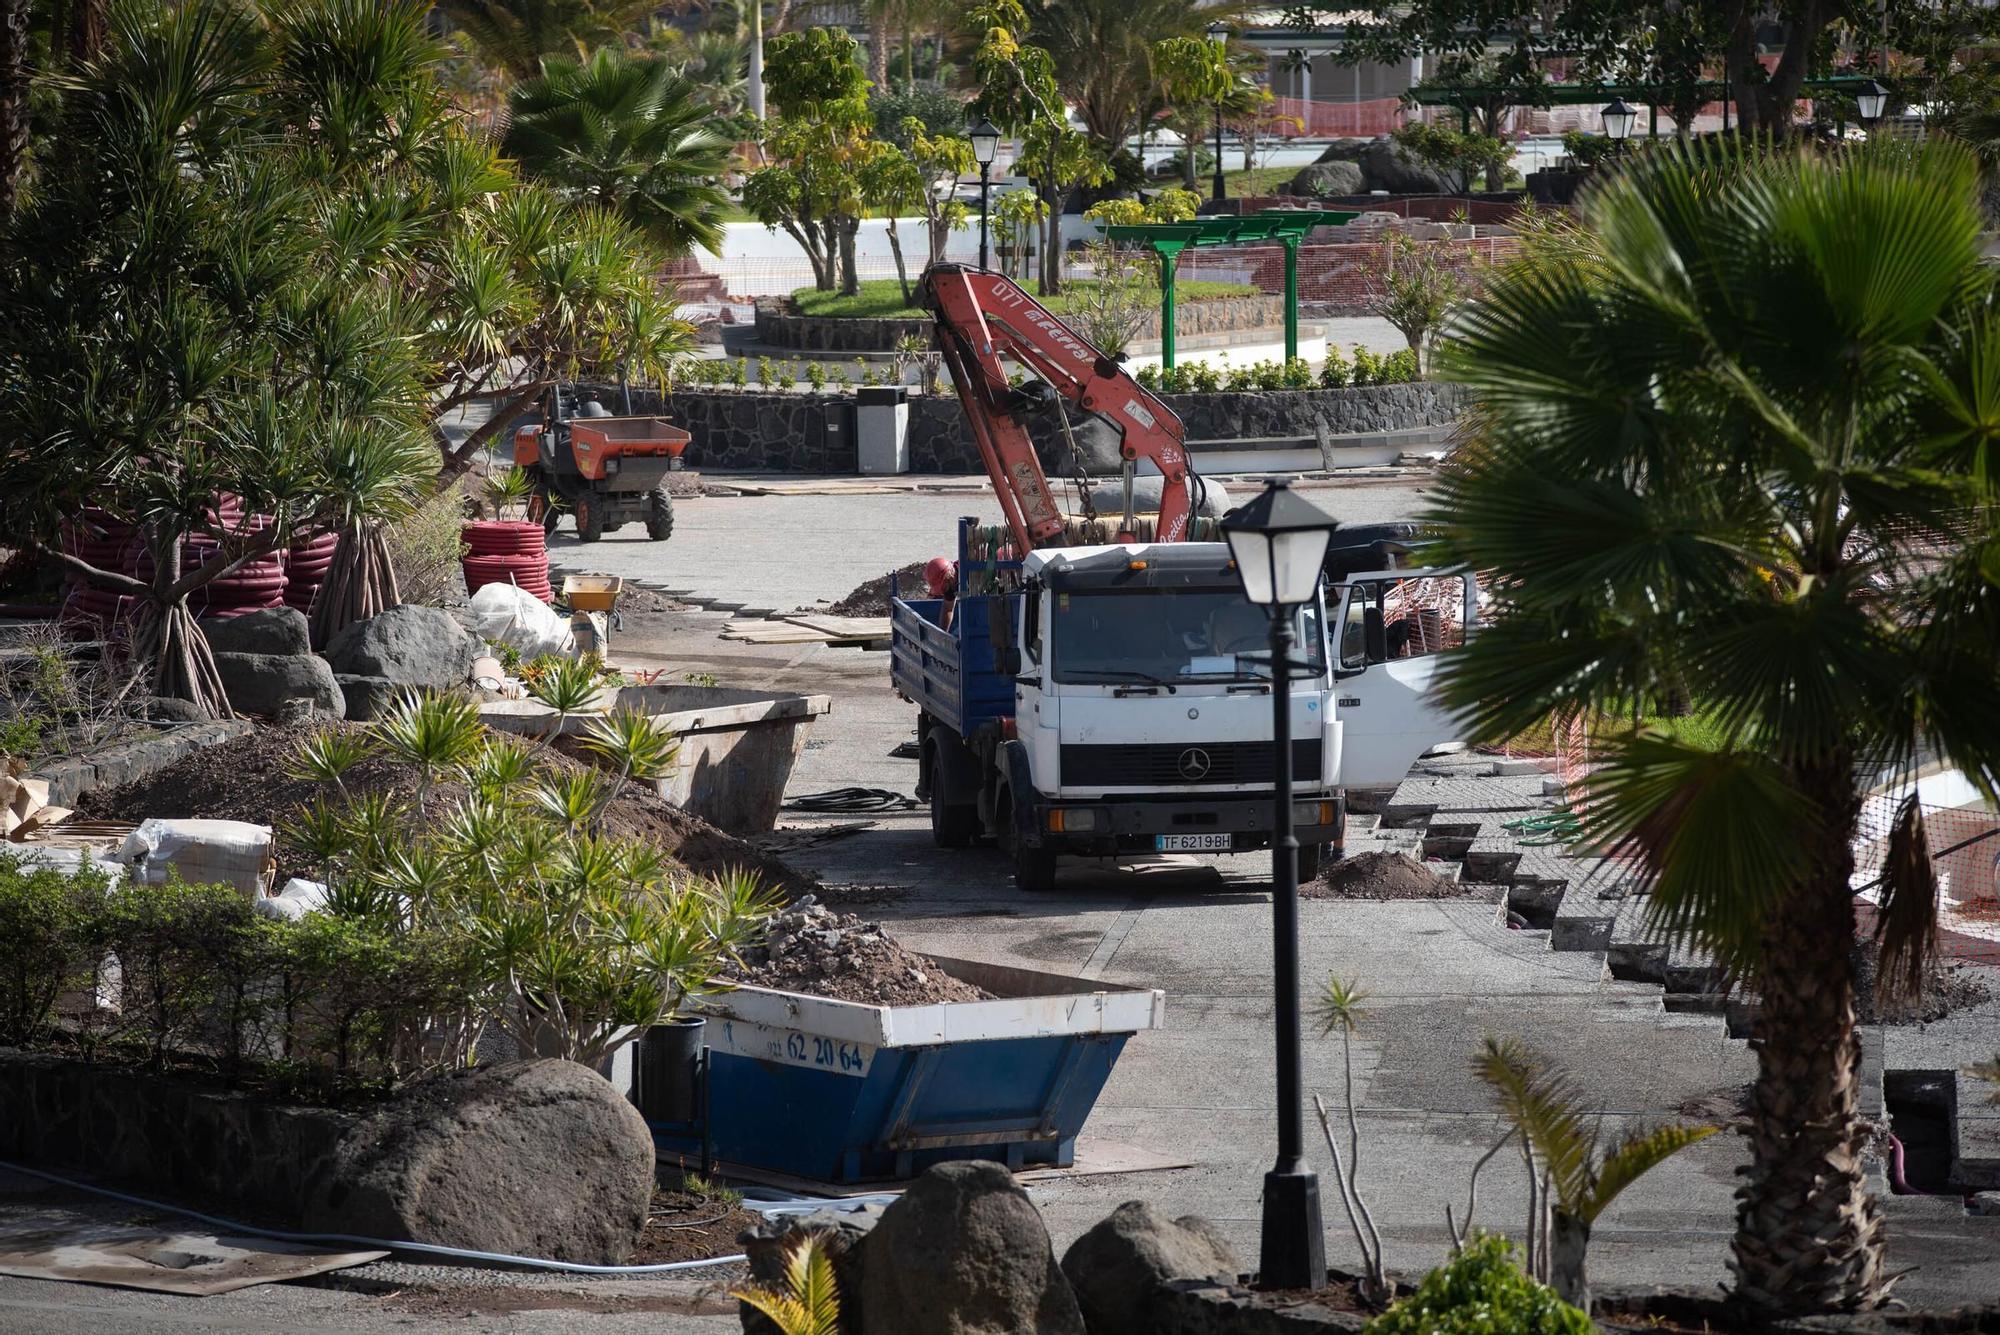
[1584,1123,1720,1224]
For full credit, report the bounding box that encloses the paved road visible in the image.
[548,474,1435,611]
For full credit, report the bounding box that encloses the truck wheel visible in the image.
[930,784,979,849]
[574,494,606,543]
[1295,841,1325,884]
[645,489,675,542]
[1014,842,1060,894]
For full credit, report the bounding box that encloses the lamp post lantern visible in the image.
[969,118,1001,270]
[1208,22,1229,203]
[1600,97,1637,146]
[1855,79,1889,126]
[1222,478,1338,1292]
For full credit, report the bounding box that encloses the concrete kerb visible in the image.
[31,718,257,807]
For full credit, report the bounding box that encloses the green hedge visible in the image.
[0,854,479,1100]
[1136,346,1419,394]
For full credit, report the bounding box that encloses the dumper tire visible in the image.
[574,493,606,543]
[645,489,675,542]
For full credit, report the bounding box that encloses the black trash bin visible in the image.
[638,1015,706,1124]
[817,399,857,471]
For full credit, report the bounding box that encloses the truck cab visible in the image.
[893,523,1474,893]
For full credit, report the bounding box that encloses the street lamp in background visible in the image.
[969,118,1001,270]
[1222,479,1338,1293]
[1599,97,1637,148]
[1208,22,1229,203]
[1855,80,1890,128]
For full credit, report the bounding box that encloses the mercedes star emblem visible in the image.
[1177,747,1212,780]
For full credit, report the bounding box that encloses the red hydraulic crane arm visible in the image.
[922,264,1191,556]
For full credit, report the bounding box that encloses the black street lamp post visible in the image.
[969,118,1001,270]
[1599,97,1637,153]
[1208,22,1229,203]
[1222,479,1338,1292]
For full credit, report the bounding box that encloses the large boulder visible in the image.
[322,604,476,691]
[1359,135,1464,195]
[1060,1202,1240,1335]
[858,1161,1084,1335]
[1287,160,1365,199]
[334,673,402,722]
[214,651,345,719]
[739,1206,882,1335]
[1086,476,1231,521]
[304,1059,654,1265]
[203,606,311,657]
[1313,138,1371,164]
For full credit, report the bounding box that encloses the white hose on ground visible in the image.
[0,1160,748,1274]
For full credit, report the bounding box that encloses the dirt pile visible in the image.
[806,561,933,617]
[724,896,991,1005]
[1852,948,1995,1025]
[1301,850,1462,900]
[74,721,816,895]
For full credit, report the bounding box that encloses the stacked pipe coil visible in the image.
[283,529,341,615]
[59,508,144,636]
[461,521,552,602]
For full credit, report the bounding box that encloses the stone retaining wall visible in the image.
[753,296,1285,353]
[32,719,256,807]
[595,382,1463,475]
[0,1048,356,1224]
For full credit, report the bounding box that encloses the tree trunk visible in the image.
[1730,758,1887,1314]
[137,530,231,719]
[885,216,909,304]
[1183,128,1198,191]
[838,217,859,297]
[1550,1210,1590,1311]
[866,5,889,89]
[66,0,103,66]
[1039,156,1061,297]
[310,519,401,651]
[0,0,26,227]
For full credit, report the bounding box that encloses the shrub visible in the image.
[1381,349,1420,384]
[0,627,139,764]
[756,356,774,389]
[1136,364,1161,390]
[1364,1235,1592,1335]
[1282,357,1316,390]
[0,852,111,1045]
[730,359,749,389]
[1252,360,1287,391]
[805,362,827,392]
[1224,359,1256,392]
[1351,346,1384,386]
[385,485,472,608]
[1181,360,1222,393]
[286,694,776,1067]
[1319,347,1350,388]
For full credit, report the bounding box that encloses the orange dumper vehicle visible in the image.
[513,386,689,543]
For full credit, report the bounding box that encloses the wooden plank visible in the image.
[781,614,893,639]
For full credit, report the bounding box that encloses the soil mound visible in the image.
[724,896,991,1005]
[74,720,816,895]
[808,561,932,617]
[1301,850,1459,900]
[1852,947,1994,1025]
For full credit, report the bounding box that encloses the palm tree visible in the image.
[437,0,661,83]
[1430,138,2000,1316]
[502,48,732,256]
[1034,0,1246,155]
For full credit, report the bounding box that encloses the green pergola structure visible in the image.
[1102,210,1357,369]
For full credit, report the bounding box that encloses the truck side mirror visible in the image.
[1363,605,1388,664]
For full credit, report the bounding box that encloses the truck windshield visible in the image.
[1050,590,1325,685]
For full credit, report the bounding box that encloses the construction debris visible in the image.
[725,896,992,1006]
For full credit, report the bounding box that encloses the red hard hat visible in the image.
[922,557,956,597]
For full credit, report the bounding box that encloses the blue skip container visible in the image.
[658,956,1165,1184]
